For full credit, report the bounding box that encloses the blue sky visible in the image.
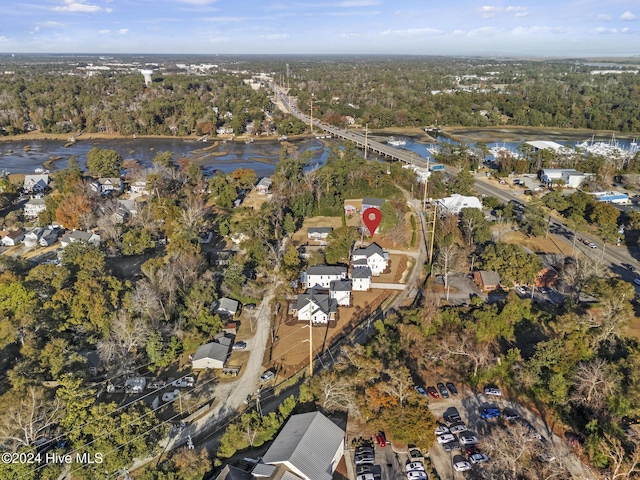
[0,0,638,56]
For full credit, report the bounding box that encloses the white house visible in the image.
[436,194,483,215]
[23,174,49,194]
[351,243,388,276]
[540,168,587,188]
[59,231,101,248]
[329,279,352,307]
[350,266,372,291]
[291,292,337,324]
[39,229,59,247]
[307,227,333,241]
[256,177,272,194]
[90,177,123,195]
[301,265,347,289]
[362,197,385,211]
[129,181,150,196]
[23,195,46,218]
[23,228,44,248]
[260,411,345,480]
[213,297,240,316]
[191,337,232,369]
[1,229,24,246]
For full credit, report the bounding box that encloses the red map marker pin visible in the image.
[362,207,382,236]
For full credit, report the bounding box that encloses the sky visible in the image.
[0,0,639,57]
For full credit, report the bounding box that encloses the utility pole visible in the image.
[428,204,437,265]
[307,298,314,378]
[310,95,314,134]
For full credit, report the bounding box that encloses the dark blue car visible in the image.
[480,407,501,419]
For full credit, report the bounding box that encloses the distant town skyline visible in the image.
[0,0,638,57]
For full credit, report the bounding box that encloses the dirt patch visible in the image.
[268,289,392,374]
[291,216,344,246]
[500,230,573,256]
[242,189,270,210]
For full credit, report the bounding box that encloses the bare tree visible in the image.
[435,243,463,301]
[310,371,359,415]
[381,363,414,407]
[97,310,151,375]
[600,432,640,480]
[569,358,620,411]
[432,326,492,377]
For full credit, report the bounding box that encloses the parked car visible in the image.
[539,287,548,294]
[232,341,247,351]
[503,408,520,421]
[356,465,373,475]
[634,278,640,286]
[470,453,489,464]
[406,462,425,472]
[445,382,458,396]
[515,286,527,295]
[172,376,195,388]
[260,369,275,382]
[414,385,428,398]
[354,453,375,465]
[375,431,387,447]
[437,382,449,398]
[442,439,460,452]
[449,422,468,434]
[408,448,424,462]
[480,407,501,419]
[435,424,450,435]
[465,445,480,455]
[437,434,456,444]
[460,433,479,445]
[453,456,472,472]
[484,386,502,396]
[148,379,167,389]
[589,242,597,249]
[426,386,439,399]
[162,389,180,402]
[406,471,427,480]
[444,408,462,424]
[356,474,375,480]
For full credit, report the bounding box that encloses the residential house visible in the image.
[213,465,251,480]
[24,195,47,218]
[291,292,338,324]
[344,204,357,216]
[350,266,372,291]
[1,229,24,246]
[436,194,483,215]
[129,181,150,196]
[39,229,59,247]
[301,265,347,289]
[329,279,352,307]
[361,197,385,211]
[90,177,123,195]
[258,411,345,480]
[473,270,501,292]
[307,227,333,241]
[23,174,49,194]
[351,243,389,276]
[59,231,101,248]
[256,177,272,194]
[113,199,138,223]
[213,297,240,317]
[191,336,233,369]
[23,228,44,248]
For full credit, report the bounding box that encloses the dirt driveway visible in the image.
[426,391,596,480]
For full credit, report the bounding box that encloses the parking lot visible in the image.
[345,438,429,480]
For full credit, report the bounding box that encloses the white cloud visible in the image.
[99,29,110,34]
[620,11,636,21]
[260,33,289,40]
[468,26,503,37]
[340,33,362,38]
[592,27,618,34]
[452,29,465,37]
[53,1,102,13]
[43,21,65,27]
[204,16,248,22]
[477,6,500,18]
[178,0,218,5]
[595,14,612,21]
[510,26,565,35]
[477,5,527,18]
[118,29,128,34]
[622,27,631,33]
[380,28,443,37]
[506,6,528,16]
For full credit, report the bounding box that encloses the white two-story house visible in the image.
[291,292,338,325]
[350,267,372,291]
[301,265,347,289]
[351,243,389,276]
[329,279,352,306]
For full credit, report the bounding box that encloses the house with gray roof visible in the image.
[329,279,351,306]
[60,231,101,248]
[213,465,252,480]
[256,177,272,194]
[23,174,50,194]
[259,411,345,480]
[291,292,338,325]
[307,227,333,241]
[24,195,47,218]
[350,266,372,291]
[90,177,123,195]
[361,197,385,211]
[191,339,231,370]
[301,265,347,289]
[213,297,240,316]
[39,228,59,247]
[351,242,389,276]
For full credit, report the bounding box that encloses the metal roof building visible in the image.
[260,411,345,480]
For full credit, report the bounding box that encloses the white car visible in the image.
[435,425,450,435]
[470,453,489,464]
[406,462,425,472]
[454,459,472,472]
[162,389,180,402]
[515,286,527,295]
[356,474,375,480]
[437,434,456,444]
[460,433,479,445]
[406,471,427,480]
[172,376,195,388]
[449,422,467,434]
[484,386,502,396]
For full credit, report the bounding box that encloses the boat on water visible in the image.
[426,144,440,156]
[576,134,635,159]
[387,136,407,146]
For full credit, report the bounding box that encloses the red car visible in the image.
[375,431,387,447]
[426,386,440,399]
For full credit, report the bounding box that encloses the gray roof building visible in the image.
[261,411,345,480]
[213,465,252,480]
[305,265,347,277]
[362,197,385,209]
[214,297,240,316]
[352,242,385,259]
[292,292,337,317]
[330,279,352,291]
[350,266,372,279]
[191,341,230,369]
